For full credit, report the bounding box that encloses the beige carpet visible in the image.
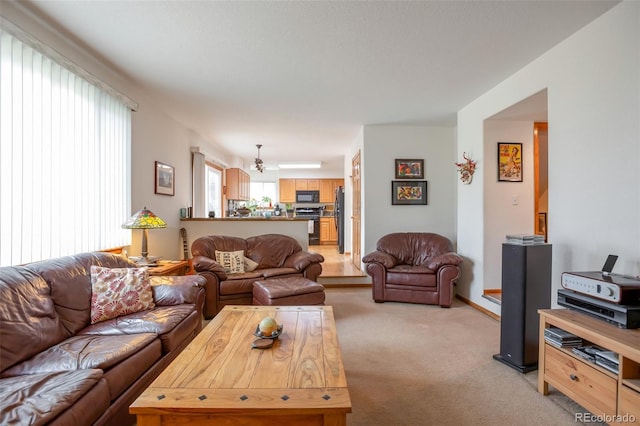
[325,288,604,426]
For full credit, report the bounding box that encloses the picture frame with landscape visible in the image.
[155,161,175,196]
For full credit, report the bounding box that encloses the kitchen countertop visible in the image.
[180,217,308,221]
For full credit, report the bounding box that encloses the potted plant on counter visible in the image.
[285,203,294,218]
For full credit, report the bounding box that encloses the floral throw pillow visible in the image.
[215,250,245,274]
[90,265,155,324]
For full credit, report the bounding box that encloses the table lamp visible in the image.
[122,207,167,265]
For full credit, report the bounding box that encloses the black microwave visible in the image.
[296,190,320,203]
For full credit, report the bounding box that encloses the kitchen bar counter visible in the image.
[183,217,307,221]
[180,217,310,251]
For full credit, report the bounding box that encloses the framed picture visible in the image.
[497,142,523,182]
[395,159,424,179]
[537,212,547,242]
[391,180,428,205]
[155,161,175,196]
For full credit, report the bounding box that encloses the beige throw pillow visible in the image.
[244,256,259,272]
[215,250,245,274]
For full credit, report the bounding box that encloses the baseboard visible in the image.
[319,275,371,287]
[323,282,372,288]
[456,294,500,321]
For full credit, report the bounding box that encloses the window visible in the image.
[0,25,132,266]
[250,181,277,207]
[205,162,222,218]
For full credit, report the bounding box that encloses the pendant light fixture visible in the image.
[255,144,264,173]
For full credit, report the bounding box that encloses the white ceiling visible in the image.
[23,0,618,170]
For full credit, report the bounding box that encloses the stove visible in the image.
[294,207,321,218]
[294,207,320,245]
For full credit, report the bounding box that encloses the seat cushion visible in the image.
[0,369,108,426]
[1,333,158,377]
[386,267,437,288]
[253,277,325,306]
[80,305,197,354]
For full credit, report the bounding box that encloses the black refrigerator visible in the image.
[334,186,345,254]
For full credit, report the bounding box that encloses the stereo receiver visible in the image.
[561,272,640,304]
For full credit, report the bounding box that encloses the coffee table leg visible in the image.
[323,414,347,426]
[135,415,161,426]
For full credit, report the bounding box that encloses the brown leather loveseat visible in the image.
[0,252,205,426]
[191,234,324,318]
[362,232,463,307]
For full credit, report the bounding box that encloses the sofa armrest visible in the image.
[362,250,397,269]
[426,252,463,271]
[150,275,206,306]
[192,255,228,280]
[283,251,324,271]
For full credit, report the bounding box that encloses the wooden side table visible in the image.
[146,260,189,276]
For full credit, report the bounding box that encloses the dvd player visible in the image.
[557,289,640,329]
[561,272,640,304]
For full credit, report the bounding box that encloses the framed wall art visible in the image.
[537,212,547,242]
[155,161,175,196]
[391,180,428,205]
[395,159,424,179]
[497,142,522,182]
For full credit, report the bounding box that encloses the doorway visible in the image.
[534,122,548,241]
[351,150,361,270]
[481,90,548,305]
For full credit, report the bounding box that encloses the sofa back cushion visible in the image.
[246,234,302,269]
[191,234,302,271]
[376,233,454,267]
[25,252,135,335]
[0,266,68,373]
[192,235,248,260]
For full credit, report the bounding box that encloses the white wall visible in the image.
[457,1,640,315]
[483,121,535,290]
[1,2,225,261]
[362,125,457,257]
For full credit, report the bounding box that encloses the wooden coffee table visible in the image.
[130,305,351,426]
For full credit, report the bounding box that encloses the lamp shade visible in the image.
[122,207,167,229]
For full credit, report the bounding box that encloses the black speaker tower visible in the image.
[493,243,552,373]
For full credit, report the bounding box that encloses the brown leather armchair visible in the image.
[362,232,462,307]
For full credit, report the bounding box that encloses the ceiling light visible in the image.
[254,144,264,173]
[277,162,322,169]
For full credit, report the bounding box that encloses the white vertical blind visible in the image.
[0,29,131,266]
[205,162,223,218]
[192,151,206,218]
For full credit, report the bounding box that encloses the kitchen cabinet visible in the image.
[320,179,344,203]
[294,179,320,190]
[279,179,296,203]
[226,168,250,201]
[320,217,337,244]
[320,180,334,203]
[279,178,344,204]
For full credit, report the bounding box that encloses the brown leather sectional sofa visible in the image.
[0,252,206,426]
[191,234,324,318]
